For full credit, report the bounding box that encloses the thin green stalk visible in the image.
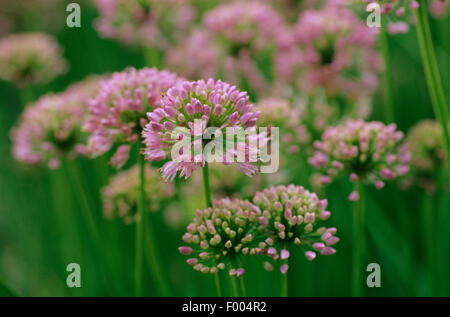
[202,162,213,208]
[352,180,365,297]
[281,270,288,297]
[136,152,171,296]
[414,2,450,165]
[379,24,395,123]
[423,193,438,296]
[135,147,146,296]
[201,162,223,297]
[214,272,222,297]
[231,277,240,297]
[67,161,102,247]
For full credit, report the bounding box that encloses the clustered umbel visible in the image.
[101,164,175,224]
[93,0,197,48]
[84,67,182,168]
[11,76,104,169]
[0,32,67,86]
[179,185,338,276]
[363,0,420,34]
[253,185,338,273]
[309,119,410,200]
[167,2,285,94]
[275,5,380,105]
[403,119,448,193]
[179,198,263,277]
[142,78,263,181]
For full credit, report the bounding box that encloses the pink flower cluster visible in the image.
[275,6,380,102]
[179,198,262,277]
[253,185,338,273]
[364,0,420,34]
[0,32,67,86]
[309,119,411,200]
[85,67,182,168]
[167,2,285,94]
[101,164,175,224]
[142,78,262,181]
[403,119,448,193]
[11,76,104,169]
[94,0,196,48]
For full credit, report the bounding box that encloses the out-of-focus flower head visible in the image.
[363,0,421,34]
[179,198,262,277]
[11,76,104,169]
[254,98,304,155]
[167,2,285,94]
[252,185,338,273]
[403,120,448,193]
[275,6,381,105]
[429,0,449,18]
[309,119,410,200]
[166,28,219,81]
[93,0,197,48]
[84,67,182,169]
[143,78,265,181]
[0,33,67,86]
[102,164,175,224]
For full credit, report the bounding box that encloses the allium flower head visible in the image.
[252,185,337,272]
[102,164,175,224]
[0,32,67,86]
[85,67,182,168]
[364,0,420,34]
[11,76,104,169]
[179,198,262,276]
[275,7,380,103]
[168,2,285,94]
[94,0,196,47]
[309,119,410,199]
[404,120,448,193]
[143,78,264,181]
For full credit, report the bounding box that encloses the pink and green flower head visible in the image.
[364,0,420,34]
[179,198,263,277]
[252,185,338,273]
[101,164,175,224]
[0,32,67,86]
[403,119,448,193]
[85,67,182,168]
[94,0,197,48]
[309,119,410,200]
[275,6,380,103]
[142,78,263,181]
[11,76,104,169]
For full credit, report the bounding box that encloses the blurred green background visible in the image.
[0,1,449,297]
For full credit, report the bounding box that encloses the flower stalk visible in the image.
[352,180,365,297]
[414,1,450,166]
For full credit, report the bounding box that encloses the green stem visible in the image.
[202,162,213,208]
[201,162,223,296]
[231,277,240,297]
[423,193,437,296]
[134,148,145,296]
[379,24,395,123]
[136,147,171,296]
[281,270,288,297]
[352,180,365,297]
[414,2,450,165]
[214,272,222,297]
